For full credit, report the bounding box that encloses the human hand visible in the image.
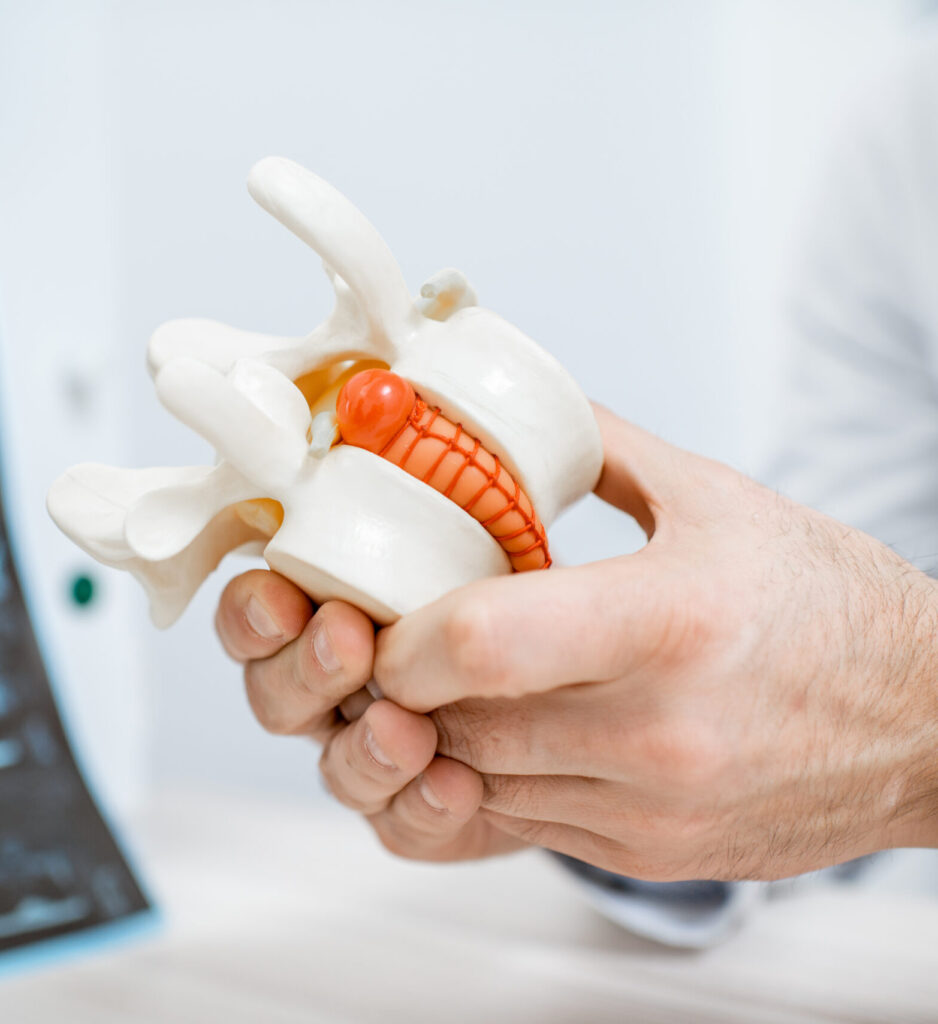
[371,405,938,881]
[214,571,525,861]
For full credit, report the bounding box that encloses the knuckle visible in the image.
[637,718,725,793]
[243,662,303,735]
[431,702,492,768]
[318,742,382,814]
[433,697,531,772]
[629,800,710,854]
[243,663,284,734]
[430,705,464,759]
[317,747,344,801]
[217,574,247,618]
[658,812,714,851]
[656,591,716,667]
[215,605,251,664]
[370,816,425,861]
[480,774,534,818]
[443,598,507,693]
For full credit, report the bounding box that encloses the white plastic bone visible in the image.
[47,158,604,626]
[309,411,339,458]
[416,268,478,321]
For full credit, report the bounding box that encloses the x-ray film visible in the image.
[0,484,149,956]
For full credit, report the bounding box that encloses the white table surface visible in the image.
[2,789,937,1023]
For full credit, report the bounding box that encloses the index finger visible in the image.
[373,555,667,712]
[244,598,376,736]
[215,569,314,662]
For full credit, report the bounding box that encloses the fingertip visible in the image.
[419,757,483,820]
[216,570,313,661]
[367,756,489,861]
[248,570,314,631]
[362,699,437,777]
[312,600,376,682]
[374,607,456,713]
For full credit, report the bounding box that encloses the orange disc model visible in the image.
[336,369,551,572]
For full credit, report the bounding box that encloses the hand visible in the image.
[214,571,525,861]
[372,405,938,881]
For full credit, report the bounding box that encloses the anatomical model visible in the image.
[47,158,603,625]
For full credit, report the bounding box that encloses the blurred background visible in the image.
[0,0,932,821]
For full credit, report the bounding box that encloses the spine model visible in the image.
[336,369,550,572]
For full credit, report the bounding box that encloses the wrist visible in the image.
[881,573,938,850]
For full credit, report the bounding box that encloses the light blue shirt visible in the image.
[571,35,938,948]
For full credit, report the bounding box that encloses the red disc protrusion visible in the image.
[336,369,416,454]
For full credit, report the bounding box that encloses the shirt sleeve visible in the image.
[559,40,938,948]
[553,855,764,948]
[762,45,938,567]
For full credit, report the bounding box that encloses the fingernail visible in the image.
[312,622,342,673]
[366,679,384,701]
[419,775,447,812]
[364,725,395,769]
[245,596,282,640]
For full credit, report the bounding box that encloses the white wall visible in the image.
[715,0,922,468]
[0,0,148,815]
[0,0,924,802]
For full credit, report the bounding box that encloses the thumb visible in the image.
[373,554,672,712]
[591,403,696,537]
